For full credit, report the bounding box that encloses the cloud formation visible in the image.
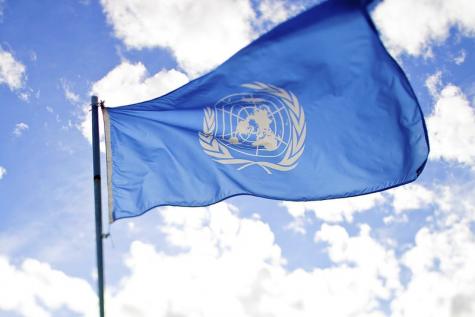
[283,183,440,229]
[0,256,97,317]
[100,0,255,77]
[2,191,475,317]
[108,198,475,317]
[372,0,475,57]
[454,50,467,65]
[426,83,475,168]
[392,222,475,317]
[107,203,398,317]
[388,184,435,213]
[13,122,29,137]
[0,47,26,90]
[91,62,188,107]
[282,193,385,225]
[100,0,300,77]
[0,166,6,180]
[60,79,80,104]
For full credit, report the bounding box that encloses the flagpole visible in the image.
[91,95,105,317]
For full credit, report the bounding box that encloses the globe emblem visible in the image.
[199,82,306,174]
[213,93,291,158]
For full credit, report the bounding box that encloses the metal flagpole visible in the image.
[91,95,105,317]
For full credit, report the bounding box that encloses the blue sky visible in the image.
[1,0,475,316]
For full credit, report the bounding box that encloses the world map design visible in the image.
[230,108,279,151]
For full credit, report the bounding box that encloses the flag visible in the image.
[102,0,429,222]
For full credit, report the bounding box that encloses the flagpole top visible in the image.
[91,95,99,106]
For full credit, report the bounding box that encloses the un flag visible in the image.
[102,0,429,221]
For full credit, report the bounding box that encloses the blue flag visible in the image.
[102,0,429,222]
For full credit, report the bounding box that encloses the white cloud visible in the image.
[80,61,189,144]
[372,0,475,57]
[256,0,303,26]
[60,79,80,104]
[0,166,6,180]
[430,184,475,226]
[425,71,443,98]
[282,181,475,317]
[391,223,475,317]
[315,223,401,292]
[388,184,435,213]
[383,184,455,224]
[454,49,467,65]
[387,181,475,225]
[386,178,475,316]
[0,47,26,90]
[91,61,188,107]
[100,0,300,77]
[107,203,398,317]
[2,196,475,317]
[0,256,97,317]
[13,122,29,137]
[284,216,308,235]
[100,0,255,77]
[282,193,385,224]
[108,203,281,316]
[18,91,30,102]
[426,83,475,168]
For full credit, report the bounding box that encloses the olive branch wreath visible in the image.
[199,82,306,174]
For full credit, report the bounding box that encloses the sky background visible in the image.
[1,0,475,316]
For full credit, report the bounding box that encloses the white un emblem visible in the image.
[199,82,306,174]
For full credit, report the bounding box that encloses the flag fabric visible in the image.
[102,0,429,222]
